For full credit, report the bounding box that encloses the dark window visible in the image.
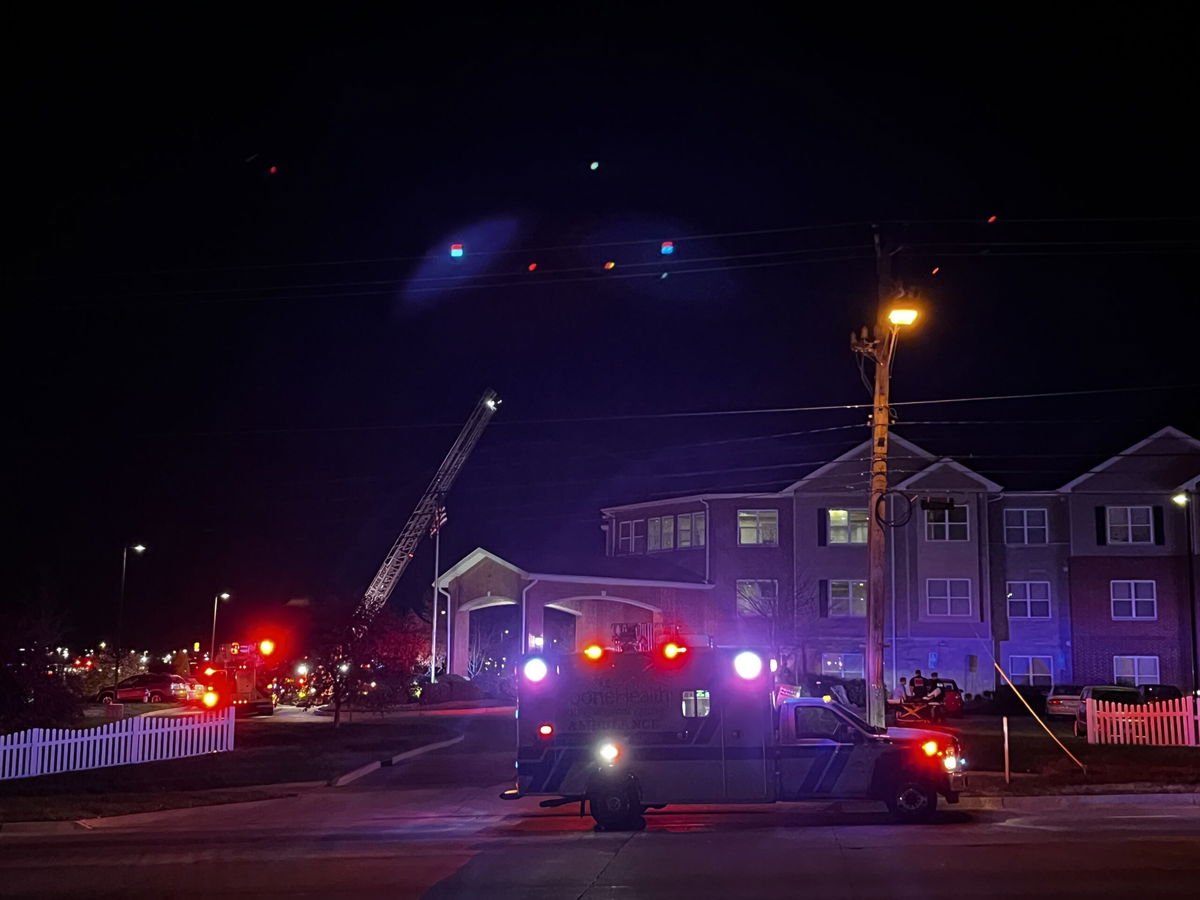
[794,706,845,740]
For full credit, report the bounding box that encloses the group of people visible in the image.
[890,669,944,704]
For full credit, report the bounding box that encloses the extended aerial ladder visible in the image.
[349,389,501,639]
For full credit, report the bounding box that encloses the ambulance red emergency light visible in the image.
[503,641,964,829]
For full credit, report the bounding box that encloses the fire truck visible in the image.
[197,640,276,717]
[504,641,965,829]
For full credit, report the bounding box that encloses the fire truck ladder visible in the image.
[349,389,501,638]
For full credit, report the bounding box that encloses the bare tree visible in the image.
[736,567,820,683]
[466,617,505,679]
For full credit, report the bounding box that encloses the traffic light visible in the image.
[450,243,464,258]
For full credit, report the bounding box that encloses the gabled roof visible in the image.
[894,457,1003,493]
[784,432,936,493]
[436,547,526,587]
[601,493,778,515]
[1058,426,1200,493]
[437,546,711,590]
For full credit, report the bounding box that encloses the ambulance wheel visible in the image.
[589,786,644,831]
[887,780,937,823]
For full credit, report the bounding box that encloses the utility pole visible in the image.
[851,230,918,728]
[430,499,447,683]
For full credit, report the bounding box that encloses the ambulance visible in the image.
[503,642,965,829]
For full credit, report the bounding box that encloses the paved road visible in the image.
[3,714,1198,898]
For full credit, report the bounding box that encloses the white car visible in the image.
[1045,684,1082,718]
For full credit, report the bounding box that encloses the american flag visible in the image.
[430,506,448,536]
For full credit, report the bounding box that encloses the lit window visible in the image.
[1009,655,1053,688]
[820,652,864,680]
[648,516,675,552]
[681,689,711,717]
[736,579,778,617]
[738,509,779,546]
[1004,509,1048,545]
[828,580,866,617]
[1007,581,1051,619]
[1110,580,1156,620]
[1107,506,1154,544]
[828,509,869,544]
[926,578,972,616]
[1113,655,1159,687]
[617,520,646,555]
[926,506,969,541]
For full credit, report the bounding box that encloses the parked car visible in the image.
[930,679,964,717]
[94,674,191,704]
[1046,684,1083,718]
[1137,683,1183,703]
[1073,685,1142,737]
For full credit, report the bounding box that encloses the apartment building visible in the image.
[439,427,1199,693]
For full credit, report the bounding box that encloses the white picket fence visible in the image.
[1086,695,1199,746]
[0,708,235,780]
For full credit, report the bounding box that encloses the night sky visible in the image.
[7,11,1198,653]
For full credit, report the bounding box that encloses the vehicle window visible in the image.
[681,690,711,718]
[1092,689,1140,703]
[1051,685,1082,695]
[119,677,140,687]
[795,707,846,740]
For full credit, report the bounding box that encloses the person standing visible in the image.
[911,669,927,699]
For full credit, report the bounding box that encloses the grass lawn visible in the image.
[931,714,1200,790]
[0,715,456,822]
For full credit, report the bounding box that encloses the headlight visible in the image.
[943,756,958,771]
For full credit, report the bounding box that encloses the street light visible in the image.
[852,298,923,729]
[1175,490,1198,694]
[210,592,231,661]
[114,543,146,690]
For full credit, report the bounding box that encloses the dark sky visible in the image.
[6,11,1198,653]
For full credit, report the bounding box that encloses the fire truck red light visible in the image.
[931,266,940,275]
[268,166,278,175]
[663,642,686,660]
[527,262,537,271]
[583,644,604,660]
[538,723,554,736]
[987,215,997,223]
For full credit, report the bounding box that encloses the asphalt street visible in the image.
[2,713,1198,899]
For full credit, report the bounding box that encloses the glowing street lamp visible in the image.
[210,592,231,661]
[887,308,919,326]
[114,542,147,691]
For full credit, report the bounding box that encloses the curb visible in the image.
[958,792,1200,811]
[0,819,93,835]
[327,734,465,787]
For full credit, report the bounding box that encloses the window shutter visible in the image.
[1152,506,1165,545]
[1094,507,1107,546]
[818,580,829,617]
[817,509,827,546]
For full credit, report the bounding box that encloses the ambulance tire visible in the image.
[589,784,644,831]
[886,779,938,823]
